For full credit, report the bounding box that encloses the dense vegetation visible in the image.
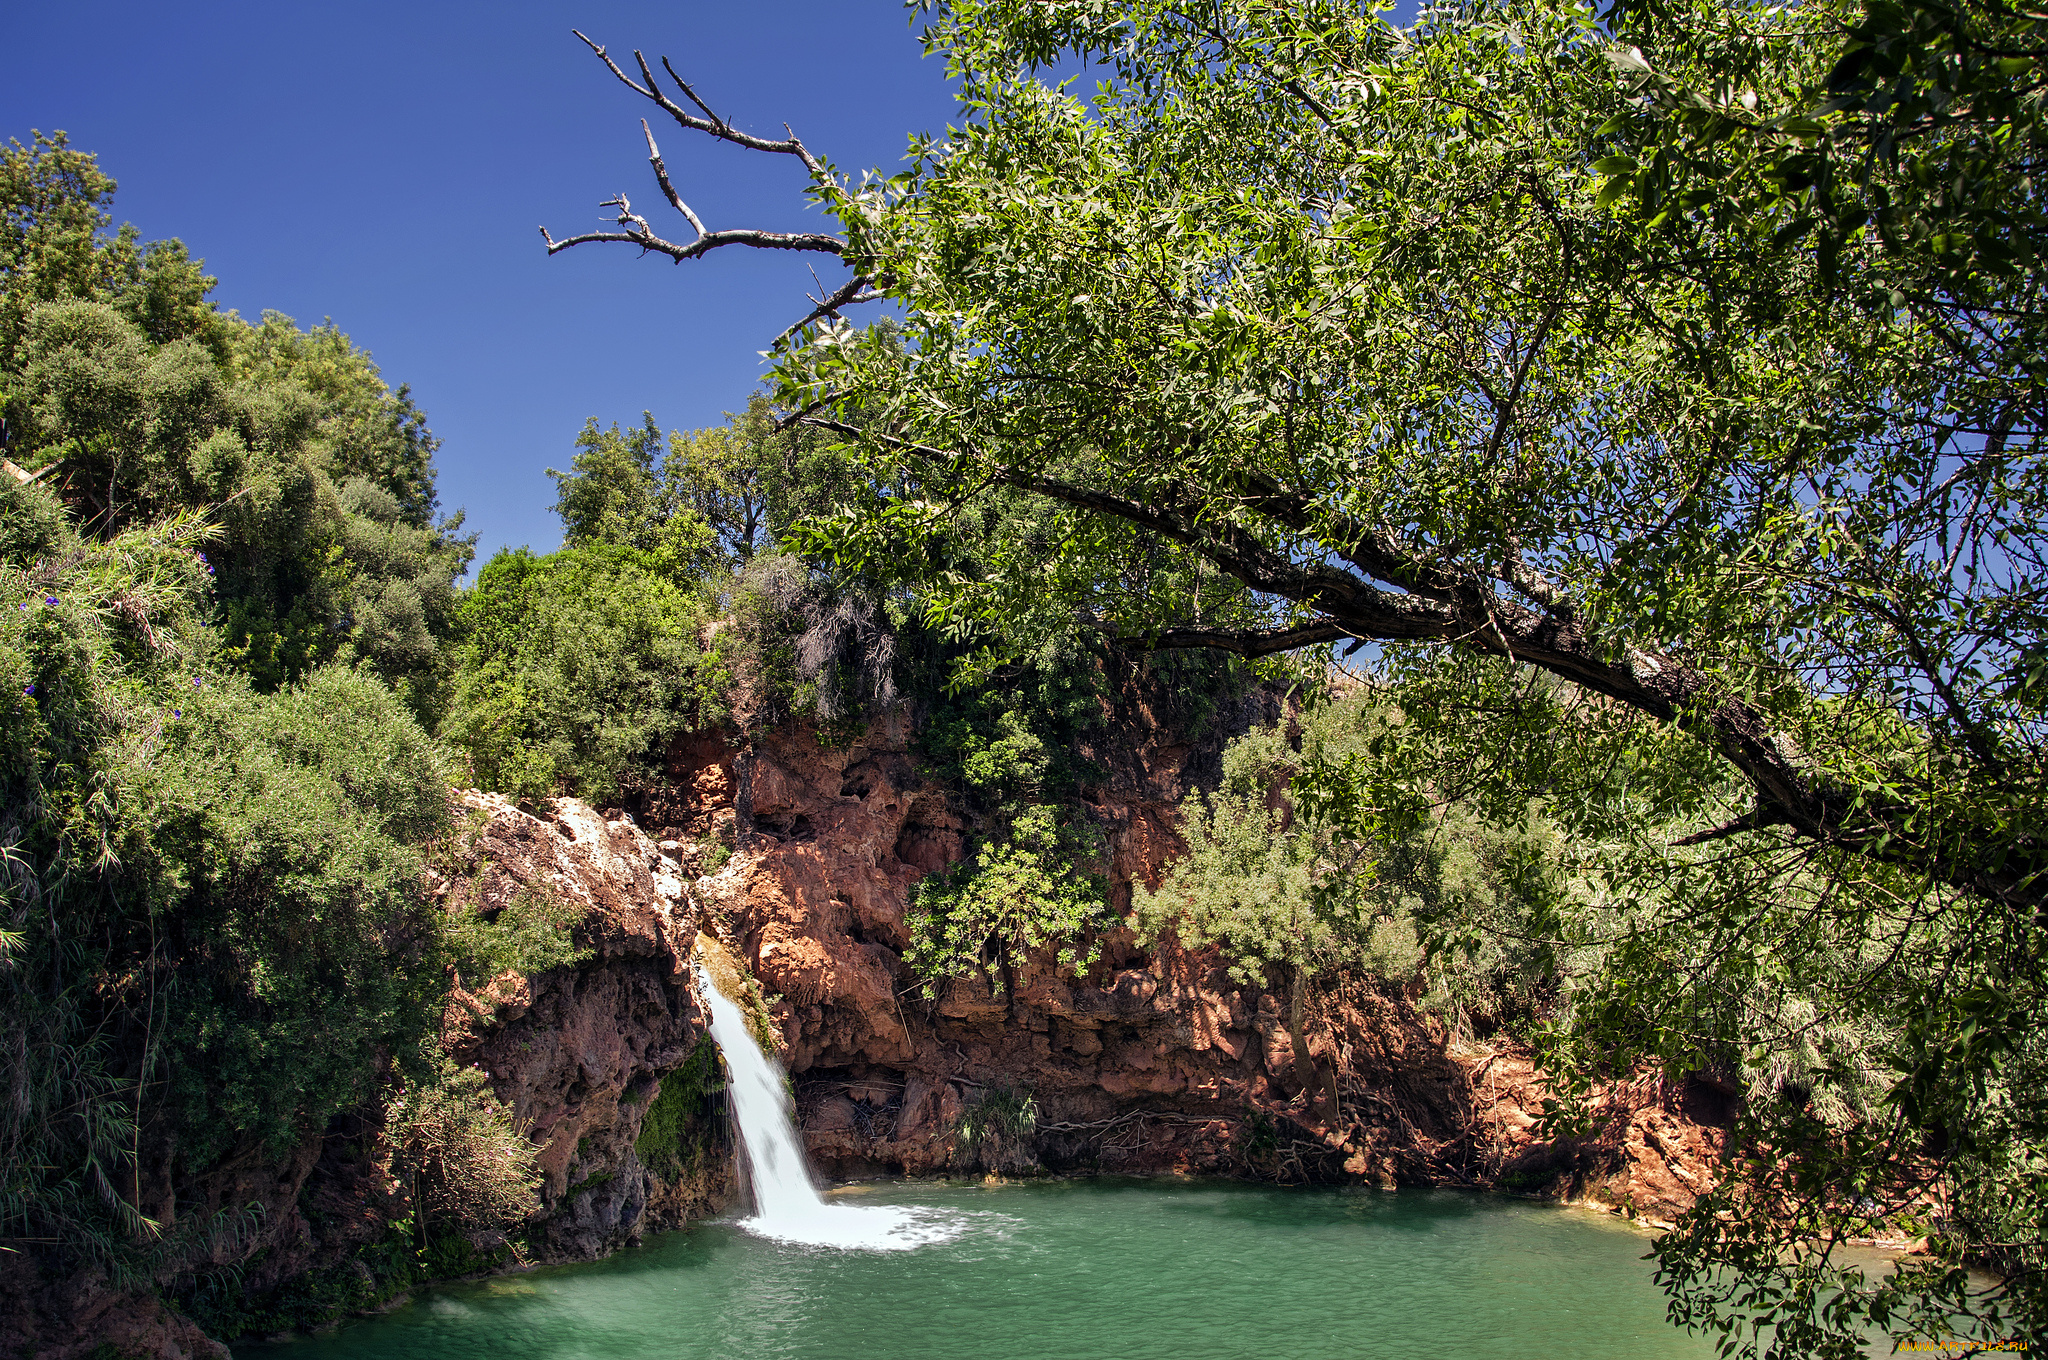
[10,0,2046,1350]
[0,128,1235,1329]
[0,134,564,1297]
[558,0,2048,1349]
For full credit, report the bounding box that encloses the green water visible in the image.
[240,1181,1717,1360]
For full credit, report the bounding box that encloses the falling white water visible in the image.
[694,958,964,1250]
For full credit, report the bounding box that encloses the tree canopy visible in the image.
[556,0,2048,1348]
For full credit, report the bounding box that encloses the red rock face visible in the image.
[436,794,726,1259]
[662,695,1726,1213]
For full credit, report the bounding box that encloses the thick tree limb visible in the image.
[1671,805,1795,846]
[1135,622,1354,655]
[794,415,2044,916]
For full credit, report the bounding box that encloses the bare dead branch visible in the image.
[567,31,828,178]
[2,458,58,486]
[544,33,850,275]
[641,121,706,239]
[542,222,843,263]
[601,192,655,240]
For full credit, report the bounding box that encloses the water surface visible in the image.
[242,1180,1717,1360]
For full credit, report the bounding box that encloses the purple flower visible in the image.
[192,677,203,688]
[22,684,33,696]
[172,709,182,719]
[43,596,57,606]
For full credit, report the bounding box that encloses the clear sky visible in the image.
[0,0,959,566]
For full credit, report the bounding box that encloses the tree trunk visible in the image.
[1288,965,1318,1097]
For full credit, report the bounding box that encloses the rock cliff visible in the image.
[653,695,1725,1223]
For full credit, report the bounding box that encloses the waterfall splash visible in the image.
[693,952,964,1251]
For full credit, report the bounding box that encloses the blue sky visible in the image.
[1,1,959,565]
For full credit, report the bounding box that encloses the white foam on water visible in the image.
[695,958,970,1251]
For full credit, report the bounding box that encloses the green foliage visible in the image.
[148,665,454,1165]
[1595,0,2047,359]
[441,543,727,801]
[0,474,69,564]
[952,1083,1039,1174]
[907,649,1113,998]
[174,1213,463,1342]
[382,1042,540,1238]
[907,804,1108,998]
[1135,691,1576,1039]
[549,412,715,571]
[546,393,854,574]
[0,132,222,370]
[0,505,458,1267]
[646,0,2048,1345]
[0,135,487,1284]
[633,1036,724,1182]
[1,132,472,723]
[668,391,864,563]
[444,885,591,988]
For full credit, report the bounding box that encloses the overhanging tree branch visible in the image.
[1137,622,1355,655]
[796,415,2043,917]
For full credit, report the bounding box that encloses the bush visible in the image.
[444,884,591,989]
[441,544,728,802]
[382,1043,541,1240]
[0,517,460,1262]
[905,805,1108,998]
[147,666,455,1164]
[952,1084,1039,1174]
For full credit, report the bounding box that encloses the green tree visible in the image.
[549,412,672,553]
[0,506,457,1266]
[665,397,774,562]
[2,132,227,402]
[1,133,472,720]
[549,396,859,573]
[0,136,490,1294]
[1136,691,1576,1090]
[441,544,728,802]
[560,2,2048,1346]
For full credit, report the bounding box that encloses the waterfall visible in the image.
[693,949,963,1251]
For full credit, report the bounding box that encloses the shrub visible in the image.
[147,665,455,1164]
[905,805,1108,998]
[381,1042,540,1240]
[444,884,591,989]
[441,543,728,802]
[952,1084,1039,1174]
